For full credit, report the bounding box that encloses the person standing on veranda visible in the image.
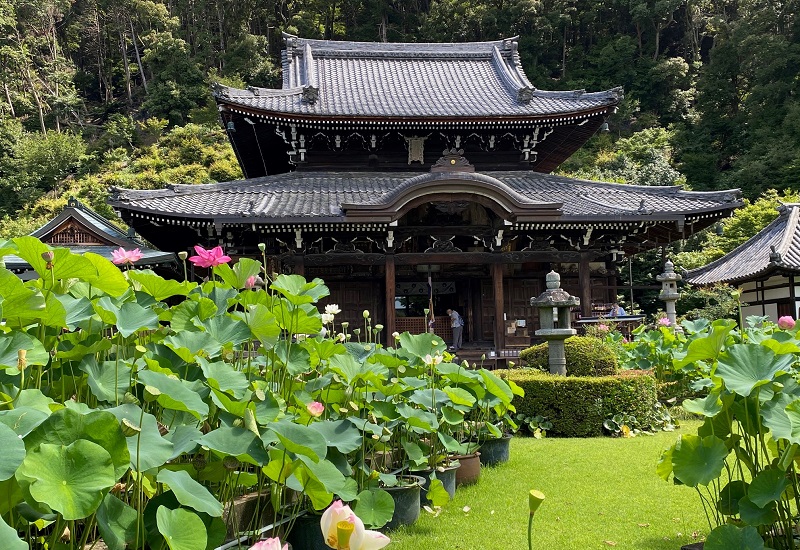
[447,308,464,351]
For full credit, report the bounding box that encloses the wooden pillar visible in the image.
[293,253,305,277]
[385,255,396,344]
[579,253,592,317]
[492,262,505,351]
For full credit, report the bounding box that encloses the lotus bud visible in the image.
[120,418,141,437]
[307,401,324,417]
[223,456,240,471]
[17,349,26,371]
[60,526,70,542]
[778,316,796,330]
[178,251,188,261]
[258,242,266,252]
[529,489,545,515]
[363,310,370,319]
[41,251,54,262]
[392,331,400,340]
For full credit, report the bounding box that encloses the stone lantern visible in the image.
[657,260,681,327]
[530,271,580,376]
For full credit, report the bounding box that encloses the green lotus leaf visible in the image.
[444,386,477,407]
[353,489,395,529]
[77,356,132,404]
[738,496,779,526]
[198,358,249,398]
[244,303,281,350]
[779,400,800,445]
[0,269,45,323]
[480,369,514,405]
[96,493,138,550]
[127,269,196,301]
[169,296,217,331]
[163,331,222,363]
[395,403,437,433]
[157,469,223,517]
[748,467,790,508]
[682,392,723,417]
[166,425,202,460]
[25,408,130,479]
[82,252,129,297]
[272,300,323,335]
[197,426,269,466]
[13,237,97,281]
[671,434,728,487]
[398,331,447,360]
[270,274,329,305]
[716,344,794,397]
[297,454,350,499]
[676,319,736,367]
[0,513,25,550]
[214,258,262,289]
[717,480,748,515]
[0,332,48,370]
[308,419,363,454]
[16,440,115,520]
[761,337,800,355]
[204,285,238,316]
[106,404,174,471]
[0,422,25,481]
[656,446,674,481]
[0,407,50,437]
[137,369,209,420]
[268,420,328,462]
[201,315,251,347]
[55,294,98,331]
[156,506,207,550]
[293,461,334,510]
[730,397,761,437]
[426,477,450,508]
[115,301,160,338]
[704,524,765,550]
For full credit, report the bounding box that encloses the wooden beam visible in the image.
[492,262,505,351]
[385,255,396,344]
[294,253,305,276]
[579,253,592,317]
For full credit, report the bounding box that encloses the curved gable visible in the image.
[342,171,563,223]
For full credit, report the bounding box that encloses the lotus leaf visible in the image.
[269,420,328,462]
[353,489,395,529]
[78,357,131,404]
[0,514,25,550]
[270,274,329,304]
[0,332,48,370]
[96,493,138,550]
[0,422,25,481]
[748,467,790,508]
[717,480,748,515]
[115,301,160,337]
[127,269,196,301]
[16,440,115,520]
[106,404,174,471]
[704,524,765,550]
[197,426,269,465]
[671,434,728,487]
[157,469,223,517]
[716,344,794,397]
[738,496,779,526]
[156,506,207,550]
[137,369,209,420]
[82,252,129,297]
[309,419,363,454]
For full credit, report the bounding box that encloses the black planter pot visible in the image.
[479,434,512,466]
[410,463,459,505]
[382,475,424,531]
[285,512,328,550]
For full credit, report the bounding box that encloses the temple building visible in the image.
[111,34,741,352]
[6,198,176,279]
[686,204,800,321]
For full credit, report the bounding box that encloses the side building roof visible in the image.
[685,204,800,285]
[213,34,621,123]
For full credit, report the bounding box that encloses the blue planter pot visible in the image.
[382,475,424,531]
[479,434,512,466]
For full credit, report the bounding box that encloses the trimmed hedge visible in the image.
[518,336,618,376]
[497,369,657,437]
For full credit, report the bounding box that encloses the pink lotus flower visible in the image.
[111,247,143,266]
[658,317,672,326]
[321,500,390,550]
[248,538,287,550]
[778,316,796,330]
[188,245,231,268]
[597,324,609,332]
[307,401,324,417]
[245,275,257,290]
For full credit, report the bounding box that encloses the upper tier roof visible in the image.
[212,34,622,121]
[686,204,800,285]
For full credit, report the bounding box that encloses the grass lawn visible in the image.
[387,422,707,550]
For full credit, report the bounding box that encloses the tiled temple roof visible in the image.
[110,170,740,224]
[212,34,621,121]
[686,204,800,285]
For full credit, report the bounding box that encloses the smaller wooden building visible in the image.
[685,204,800,321]
[4,198,176,278]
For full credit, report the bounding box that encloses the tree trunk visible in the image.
[24,65,47,134]
[3,80,15,118]
[561,25,567,79]
[119,27,133,104]
[129,19,148,93]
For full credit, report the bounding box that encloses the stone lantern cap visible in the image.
[530,271,581,307]
[656,260,682,283]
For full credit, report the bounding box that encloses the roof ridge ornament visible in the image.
[431,149,475,173]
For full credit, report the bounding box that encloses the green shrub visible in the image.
[518,336,618,376]
[497,369,657,437]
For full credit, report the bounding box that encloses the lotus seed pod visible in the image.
[120,418,141,437]
[232,418,244,428]
[258,243,266,252]
[178,251,188,260]
[17,349,26,371]
[123,392,141,405]
[223,456,240,470]
[529,489,545,515]
[193,454,207,472]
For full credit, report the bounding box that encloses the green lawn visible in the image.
[387,423,707,550]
